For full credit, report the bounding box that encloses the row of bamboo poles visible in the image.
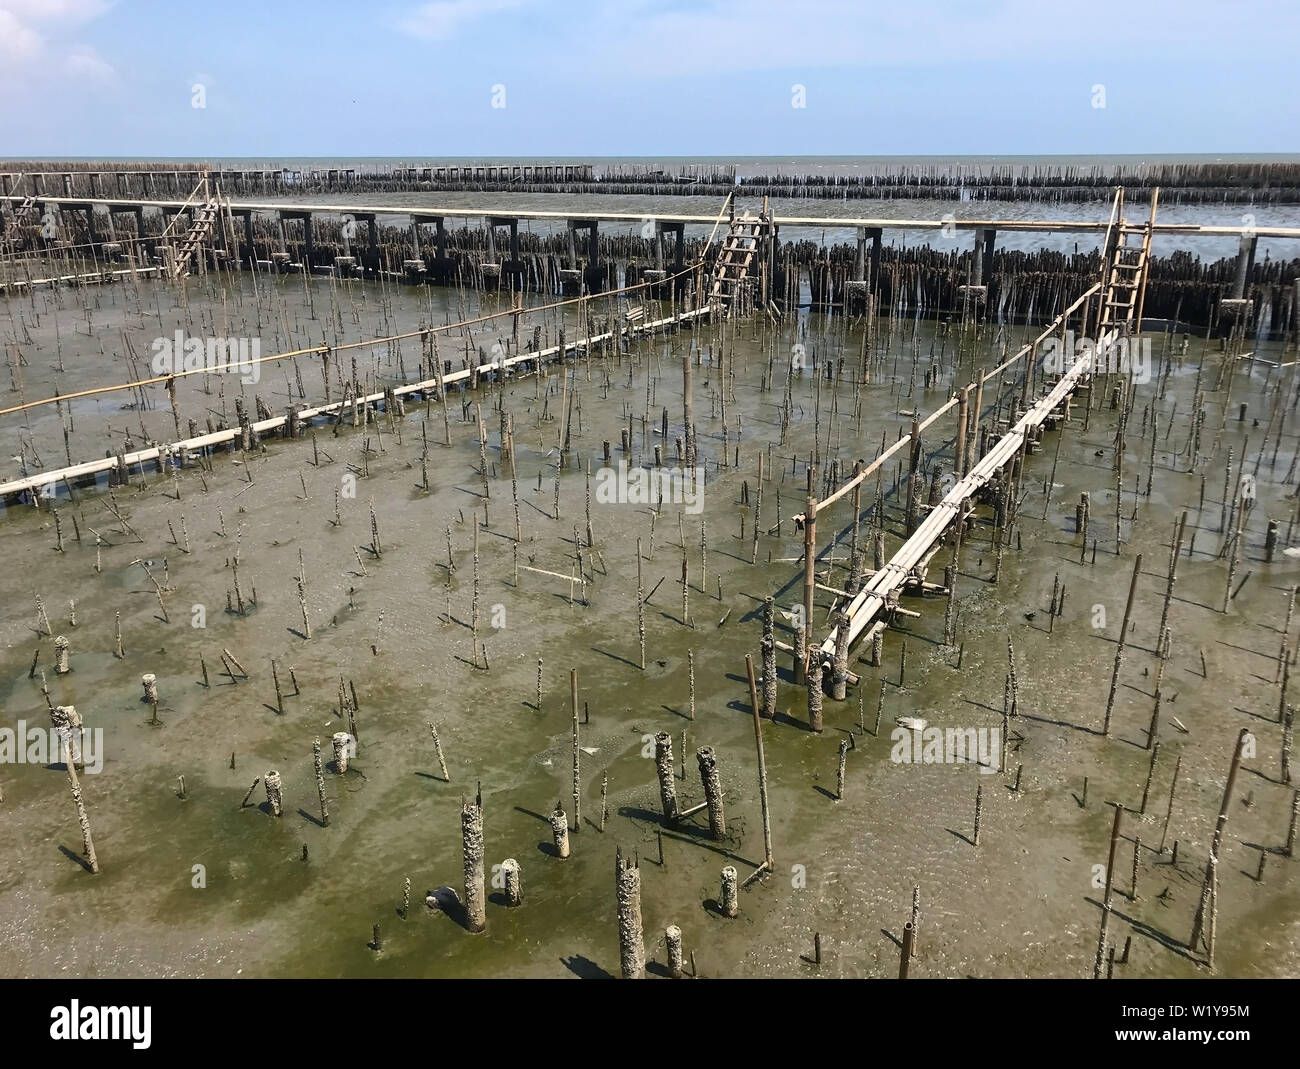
[8,207,1296,335]
[6,159,1300,203]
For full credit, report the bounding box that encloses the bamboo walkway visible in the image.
[0,303,711,502]
[808,191,1142,668]
[5,194,1300,239]
[815,286,1106,664]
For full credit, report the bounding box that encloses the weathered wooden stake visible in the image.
[502,858,522,906]
[332,731,352,774]
[551,801,570,858]
[462,799,487,932]
[1285,789,1299,857]
[571,668,581,831]
[1190,729,1250,953]
[1092,803,1123,978]
[665,924,684,978]
[616,848,645,978]
[429,722,449,781]
[720,865,739,918]
[655,732,678,825]
[312,739,329,826]
[1103,554,1143,736]
[697,746,726,839]
[62,738,99,874]
[1140,742,1160,815]
[264,770,283,817]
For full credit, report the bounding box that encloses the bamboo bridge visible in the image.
[802,190,1156,687]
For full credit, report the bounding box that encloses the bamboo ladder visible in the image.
[1099,187,1159,335]
[164,170,225,279]
[708,202,771,312]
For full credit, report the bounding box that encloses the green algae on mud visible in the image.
[1,270,1298,978]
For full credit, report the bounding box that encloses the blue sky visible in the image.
[1,0,1297,158]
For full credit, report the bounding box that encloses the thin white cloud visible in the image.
[64,43,113,81]
[4,0,110,19]
[0,9,42,59]
[0,0,114,85]
[398,0,526,41]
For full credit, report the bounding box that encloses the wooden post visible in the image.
[332,731,351,774]
[1092,803,1123,979]
[1140,742,1160,815]
[1190,729,1250,952]
[312,739,329,827]
[905,417,921,534]
[956,387,970,478]
[969,372,985,474]
[1103,554,1143,736]
[798,465,817,684]
[665,924,685,978]
[697,746,726,839]
[571,668,581,832]
[616,849,645,978]
[600,771,609,832]
[62,738,99,874]
[720,865,739,917]
[746,654,774,876]
[264,770,283,817]
[551,802,570,858]
[682,353,695,468]
[1156,513,1187,656]
[908,884,921,958]
[462,799,486,932]
[655,732,678,825]
[1286,789,1299,858]
[831,609,851,701]
[761,598,778,718]
[807,659,824,733]
[502,858,522,906]
[429,722,449,781]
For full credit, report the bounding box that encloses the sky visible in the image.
[0,0,1297,159]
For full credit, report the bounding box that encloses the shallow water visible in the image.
[1,271,1297,978]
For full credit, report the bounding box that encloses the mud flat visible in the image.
[0,265,1297,978]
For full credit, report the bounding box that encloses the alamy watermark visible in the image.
[890,723,1001,774]
[50,1000,150,1049]
[594,460,705,515]
[1042,331,1151,383]
[0,721,104,774]
[151,331,262,385]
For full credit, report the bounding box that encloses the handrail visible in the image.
[795,282,1100,522]
[0,302,713,498]
[0,260,701,418]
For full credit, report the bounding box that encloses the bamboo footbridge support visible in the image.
[806,188,1146,676]
[814,308,1110,667]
